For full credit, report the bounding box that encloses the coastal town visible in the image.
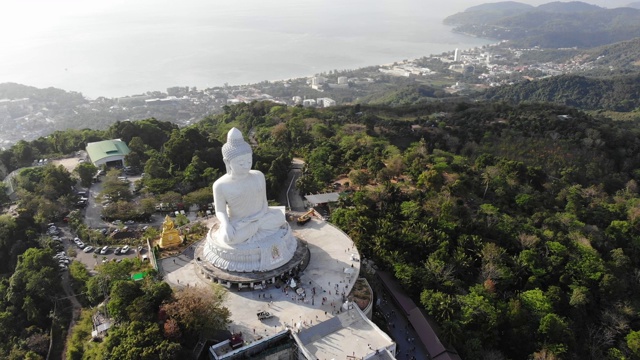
[0,42,604,149]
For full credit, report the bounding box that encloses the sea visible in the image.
[0,0,493,99]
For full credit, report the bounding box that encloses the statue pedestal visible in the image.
[203,222,297,272]
[159,234,183,249]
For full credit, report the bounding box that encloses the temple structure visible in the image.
[202,128,298,272]
[159,215,183,248]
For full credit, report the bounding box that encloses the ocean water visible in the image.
[1,0,492,98]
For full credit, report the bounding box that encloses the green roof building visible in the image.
[86,139,131,167]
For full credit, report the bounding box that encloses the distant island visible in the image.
[444,1,640,48]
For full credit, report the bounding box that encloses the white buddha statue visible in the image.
[203,128,297,272]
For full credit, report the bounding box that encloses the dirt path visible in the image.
[59,267,83,357]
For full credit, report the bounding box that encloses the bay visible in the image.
[0,0,492,99]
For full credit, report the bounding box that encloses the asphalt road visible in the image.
[83,174,144,228]
[279,158,305,212]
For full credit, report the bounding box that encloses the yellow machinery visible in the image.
[297,209,314,225]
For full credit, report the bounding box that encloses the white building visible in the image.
[454,48,460,62]
[310,76,327,90]
[448,64,465,73]
[316,98,336,107]
[85,139,131,168]
[210,304,396,360]
[302,99,317,107]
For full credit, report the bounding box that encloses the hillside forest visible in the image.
[443,1,640,48]
[3,98,640,359]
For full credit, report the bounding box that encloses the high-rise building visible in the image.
[454,48,460,62]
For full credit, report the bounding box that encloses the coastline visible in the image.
[1,23,493,100]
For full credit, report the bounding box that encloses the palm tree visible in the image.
[482,166,500,199]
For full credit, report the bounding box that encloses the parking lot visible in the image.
[54,225,143,271]
[49,156,204,271]
[72,241,144,270]
[83,174,144,229]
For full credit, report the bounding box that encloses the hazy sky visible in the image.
[1,0,630,50]
[0,0,630,33]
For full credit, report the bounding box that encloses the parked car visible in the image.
[121,245,129,254]
[257,311,273,320]
[114,247,121,255]
[100,246,109,255]
[83,246,94,253]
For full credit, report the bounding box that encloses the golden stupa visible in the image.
[159,215,183,248]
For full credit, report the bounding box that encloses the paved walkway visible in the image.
[160,217,360,343]
[371,279,429,360]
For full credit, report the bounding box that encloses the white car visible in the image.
[257,311,273,320]
[120,245,129,254]
[83,246,94,253]
[100,246,109,255]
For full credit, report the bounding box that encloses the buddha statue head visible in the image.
[222,128,252,175]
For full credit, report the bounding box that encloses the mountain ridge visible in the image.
[444,1,640,48]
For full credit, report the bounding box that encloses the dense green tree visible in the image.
[74,162,97,188]
[68,260,91,298]
[99,321,181,360]
[627,330,640,357]
[538,313,570,345]
[0,215,27,274]
[4,248,61,337]
[12,140,35,167]
[41,165,75,200]
[184,187,213,210]
[0,183,10,208]
[348,169,369,190]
